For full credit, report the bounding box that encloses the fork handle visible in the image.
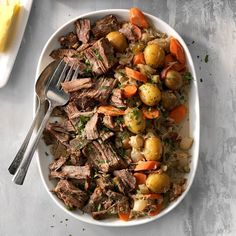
[12,103,54,185]
[8,101,44,175]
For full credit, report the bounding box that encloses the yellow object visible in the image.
[0,0,21,52]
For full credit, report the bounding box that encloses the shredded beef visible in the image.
[84,113,99,140]
[49,156,68,172]
[61,78,93,93]
[83,38,117,75]
[59,32,79,49]
[110,88,126,108]
[53,180,88,209]
[75,19,91,44]
[82,140,127,172]
[92,15,120,39]
[113,169,136,191]
[50,49,77,60]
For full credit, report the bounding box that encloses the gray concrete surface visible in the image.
[0,0,235,235]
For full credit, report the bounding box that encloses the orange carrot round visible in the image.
[143,193,163,200]
[142,107,159,119]
[118,212,130,221]
[170,37,186,64]
[129,8,149,29]
[134,173,147,185]
[133,52,145,65]
[148,203,163,216]
[169,104,187,124]
[125,67,147,83]
[134,161,161,171]
[122,84,138,98]
[97,106,125,116]
[164,54,185,71]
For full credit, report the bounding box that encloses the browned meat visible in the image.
[49,156,68,171]
[110,88,126,108]
[50,49,77,59]
[69,135,90,151]
[64,102,80,120]
[53,180,88,209]
[103,115,118,131]
[61,78,93,93]
[75,19,91,44]
[83,187,107,213]
[60,119,75,132]
[92,15,120,39]
[99,130,114,141]
[113,176,126,194]
[119,23,142,42]
[85,187,130,219]
[63,57,87,72]
[82,140,127,172]
[76,42,94,52]
[59,32,79,49]
[96,175,114,190]
[45,123,71,144]
[50,165,91,180]
[50,142,68,159]
[83,38,117,75]
[114,169,136,191]
[84,113,99,140]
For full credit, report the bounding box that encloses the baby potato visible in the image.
[144,44,165,68]
[146,173,170,193]
[124,108,146,134]
[165,70,183,90]
[143,136,162,161]
[139,83,161,106]
[106,31,128,52]
[129,135,144,149]
[161,91,178,111]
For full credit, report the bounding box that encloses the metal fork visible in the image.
[12,61,77,185]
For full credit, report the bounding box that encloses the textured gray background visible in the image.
[0,0,235,235]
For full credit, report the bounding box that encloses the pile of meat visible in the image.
[44,15,137,220]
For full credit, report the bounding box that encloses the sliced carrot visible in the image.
[164,54,185,71]
[148,203,163,216]
[133,52,145,65]
[134,173,147,185]
[97,106,125,116]
[118,212,130,221]
[170,37,186,64]
[122,84,137,98]
[169,105,187,124]
[129,7,149,29]
[125,67,147,83]
[142,107,159,119]
[144,193,163,200]
[134,161,161,171]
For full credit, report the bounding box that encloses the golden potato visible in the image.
[146,173,170,193]
[165,70,183,90]
[143,136,162,161]
[124,108,146,134]
[144,44,165,68]
[139,83,161,106]
[106,31,128,52]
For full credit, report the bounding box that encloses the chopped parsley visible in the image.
[204,54,209,63]
[183,72,193,81]
[93,48,103,61]
[75,115,90,134]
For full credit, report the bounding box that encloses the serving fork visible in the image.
[12,60,77,185]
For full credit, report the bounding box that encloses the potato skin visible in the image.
[106,31,128,52]
[144,44,165,68]
[139,83,161,106]
[146,173,170,193]
[165,70,183,90]
[161,91,178,110]
[124,108,146,134]
[143,136,162,161]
